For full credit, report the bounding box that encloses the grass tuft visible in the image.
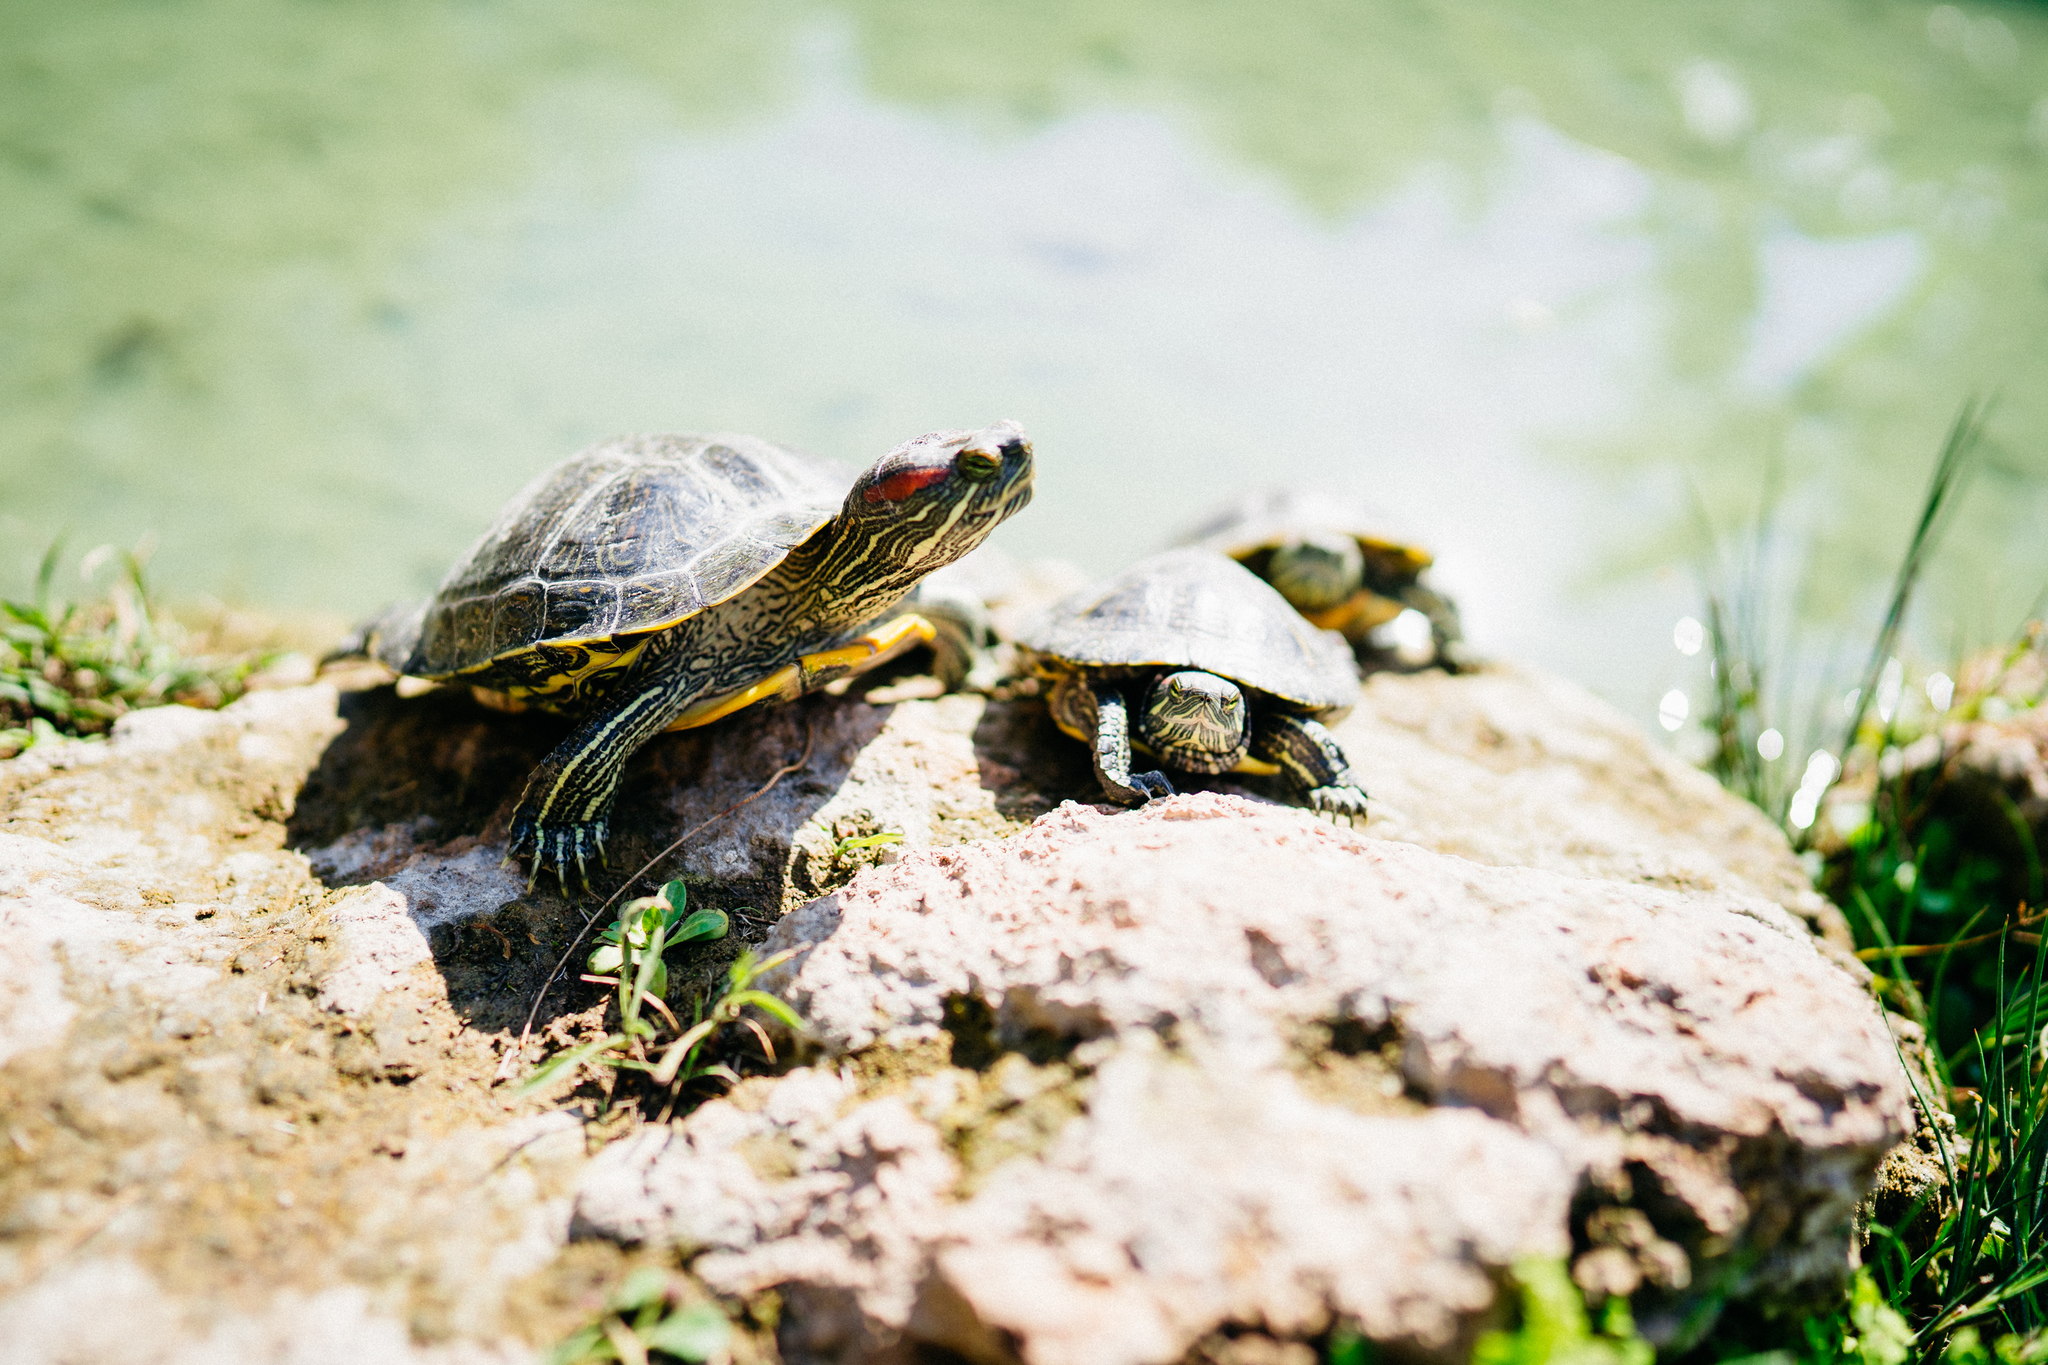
[1682,400,2048,1363]
[1,539,283,757]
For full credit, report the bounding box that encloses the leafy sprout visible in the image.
[546,1265,731,1365]
[519,879,803,1107]
[1470,1258,1653,1365]
[586,879,731,1001]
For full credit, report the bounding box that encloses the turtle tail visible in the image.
[323,599,429,674]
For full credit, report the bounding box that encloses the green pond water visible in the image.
[4,0,2047,737]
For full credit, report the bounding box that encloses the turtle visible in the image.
[1180,489,1464,670]
[1017,547,1369,820]
[346,421,1034,884]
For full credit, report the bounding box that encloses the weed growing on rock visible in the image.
[1,540,281,756]
[1855,936,2048,1357]
[546,1265,730,1365]
[1473,1258,1654,1365]
[831,829,903,857]
[520,879,801,1115]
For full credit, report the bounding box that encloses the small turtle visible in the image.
[1182,489,1464,669]
[346,422,1033,884]
[1018,548,1369,820]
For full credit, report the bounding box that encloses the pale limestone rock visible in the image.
[649,691,1018,887]
[577,794,1908,1363]
[0,686,572,1365]
[0,1258,528,1365]
[315,883,435,1015]
[1328,664,1851,945]
[2,653,1899,1365]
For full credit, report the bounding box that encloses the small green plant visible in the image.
[1325,1320,1372,1365]
[2,540,279,756]
[1941,1323,2048,1364]
[520,879,802,1104]
[832,829,904,856]
[1471,1258,1653,1365]
[584,880,730,1002]
[547,1266,730,1365]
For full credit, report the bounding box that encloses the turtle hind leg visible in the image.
[1082,682,1174,807]
[1250,713,1367,824]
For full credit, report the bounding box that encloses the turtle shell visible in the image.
[399,433,848,679]
[1181,488,1433,584]
[1019,548,1359,712]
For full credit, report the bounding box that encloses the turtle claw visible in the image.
[1306,784,1368,827]
[1133,770,1176,803]
[1102,769,1174,806]
[509,812,611,895]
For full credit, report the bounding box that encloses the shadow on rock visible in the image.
[968,693,1097,823]
[283,683,863,1038]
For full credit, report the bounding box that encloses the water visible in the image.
[4,0,2046,738]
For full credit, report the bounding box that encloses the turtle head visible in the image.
[837,420,1034,592]
[1141,670,1249,774]
[1266,530,1364,614]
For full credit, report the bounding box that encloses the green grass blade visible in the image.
[1839,398,1990,765]
[724,989,803,1030]
[516,1034,625,1095]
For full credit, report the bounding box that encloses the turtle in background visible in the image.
[339,422,1034,885]
[1017,548,1369,821]
[1181,489,1465,670]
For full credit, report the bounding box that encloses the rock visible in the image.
[1326,665,1853,948]
[2,651,1899,1364]
[576,794,1907,1363]
[1829,698,2047,878]
[0,687,586,1363]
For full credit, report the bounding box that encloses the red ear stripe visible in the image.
[865,465,952,503]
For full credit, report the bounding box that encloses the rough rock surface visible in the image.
[1335,666,1852,948]
[0,656,1900,1363]
[575,796,1907,1364]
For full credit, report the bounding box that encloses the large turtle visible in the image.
[1181,489,1464,670]
[1018,548,1369,820]
[349,422,1033,883]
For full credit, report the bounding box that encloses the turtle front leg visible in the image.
[510,643,704,891]
[1396,582,1467,672]
[1084,682,1174,806]
[1250,713,1368,823]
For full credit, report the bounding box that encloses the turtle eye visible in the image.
[956,447,1001,482]
[864,465,951,504]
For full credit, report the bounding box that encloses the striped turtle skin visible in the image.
[357,423,1035,885]
[1018,548,1369,821]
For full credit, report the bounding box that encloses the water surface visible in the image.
[4,0,2045,734]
